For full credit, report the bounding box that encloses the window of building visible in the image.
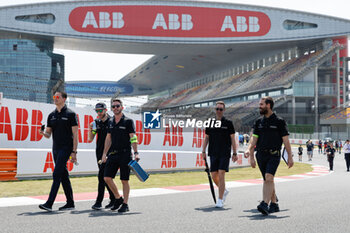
[283,20,317,30]
[15,13,55,24]
[269,90,281,97]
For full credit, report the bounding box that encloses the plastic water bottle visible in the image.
[92,121,97,135]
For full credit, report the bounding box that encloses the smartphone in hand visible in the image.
[41,125,45,131]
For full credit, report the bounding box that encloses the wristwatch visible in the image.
[71,151,77,154]
[134,152,139,155]
[232,152,237,156]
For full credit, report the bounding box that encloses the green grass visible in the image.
[0,162,312,198]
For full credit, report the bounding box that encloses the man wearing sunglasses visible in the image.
[101,98,140,212]
[38,91,79,212]
[88,103,116,210]
[202,101,238,208]
[245,96,293,215]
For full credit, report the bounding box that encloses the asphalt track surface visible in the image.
[1,151,350,233]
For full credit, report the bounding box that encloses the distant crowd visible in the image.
[297,139,350,172]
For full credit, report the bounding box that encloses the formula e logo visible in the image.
[143,110,162,129]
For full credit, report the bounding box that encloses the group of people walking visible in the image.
[36,93,295,216]
[38,91,139,212]
[298,139,350,171]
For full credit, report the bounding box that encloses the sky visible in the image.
[0,0,349,83]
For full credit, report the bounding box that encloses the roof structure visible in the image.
[0,0,349,95]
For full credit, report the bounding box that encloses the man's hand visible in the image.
[288,157,294,169]
[232,154,238,163]
[250,158,256,168]
[201,152,207,161]
[88,122,93,131]
[135,153,140,162]
[244,150,250,158]
[70,153,77,163]
[39,129,44,136]
[101,154,107,163]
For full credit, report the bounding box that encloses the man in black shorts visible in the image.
[88,102,115,210]
[202,101,238,208]
[245,97,293,215]
[101,98,140,212]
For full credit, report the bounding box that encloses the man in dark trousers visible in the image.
[326,143,336,171]
[202,101,238,208]
[88,103,115,210]
[245,96,293,215]
[343,140,350,172]
[101,98,140,212]
[38,91,79,212]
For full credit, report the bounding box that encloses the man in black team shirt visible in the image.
[202,101,238,208]
[38,91,79,212]
[88,103,115,210]
[101,98,140,212]
[245,96,293,215]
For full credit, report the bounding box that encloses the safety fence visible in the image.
[0,149,17,181]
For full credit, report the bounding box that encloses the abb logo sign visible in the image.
[195,153,205,167]
[135,120,151,145]
[192,128,206,148]
[43,152,75,173]
[0,106,94,144]
[0,107,43,141]
[163,125,183,147]
[77,114,94,143]
[69,6,271,37]
[161,153,177,168]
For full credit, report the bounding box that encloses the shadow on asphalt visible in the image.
[18,211,64,216]
[239,209,290,220]
[88,211,142,217]
[194,206,232,212]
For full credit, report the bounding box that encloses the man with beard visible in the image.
[245,97,293,215]
[88,103,115,210]
[101,98,140,212]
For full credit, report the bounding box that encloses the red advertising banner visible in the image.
[69,5,271,37]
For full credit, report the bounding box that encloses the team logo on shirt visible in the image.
[143,110,162,129]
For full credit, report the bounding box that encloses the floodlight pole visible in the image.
[314,65,319,138]
[336,49,341,107]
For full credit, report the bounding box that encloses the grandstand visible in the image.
[141,42,348,135]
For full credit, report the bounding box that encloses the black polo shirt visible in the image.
[252,113,289,151]
[47,105,78,150]
[205,117,235,158]
[95,114,111,158]
[107,114,135,152]
[326,147,336,156]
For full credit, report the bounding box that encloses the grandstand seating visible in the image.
[140,44,343,130]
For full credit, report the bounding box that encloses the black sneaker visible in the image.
[91,203,102,210]
[58,203,75,211]
[105,199,115,209]
[111,197,124,211]
[39,203,52,212]
[257,201,269,215]
[268,202,280,213]
[118,203,129,213]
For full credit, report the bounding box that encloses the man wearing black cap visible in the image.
[88,102,115,210]
[38,91,79,212]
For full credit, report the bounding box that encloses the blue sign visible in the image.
[65,81,134,97]
[143,110,162,129]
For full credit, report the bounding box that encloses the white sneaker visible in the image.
[215,199,224,208]
[223,189,229,203]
